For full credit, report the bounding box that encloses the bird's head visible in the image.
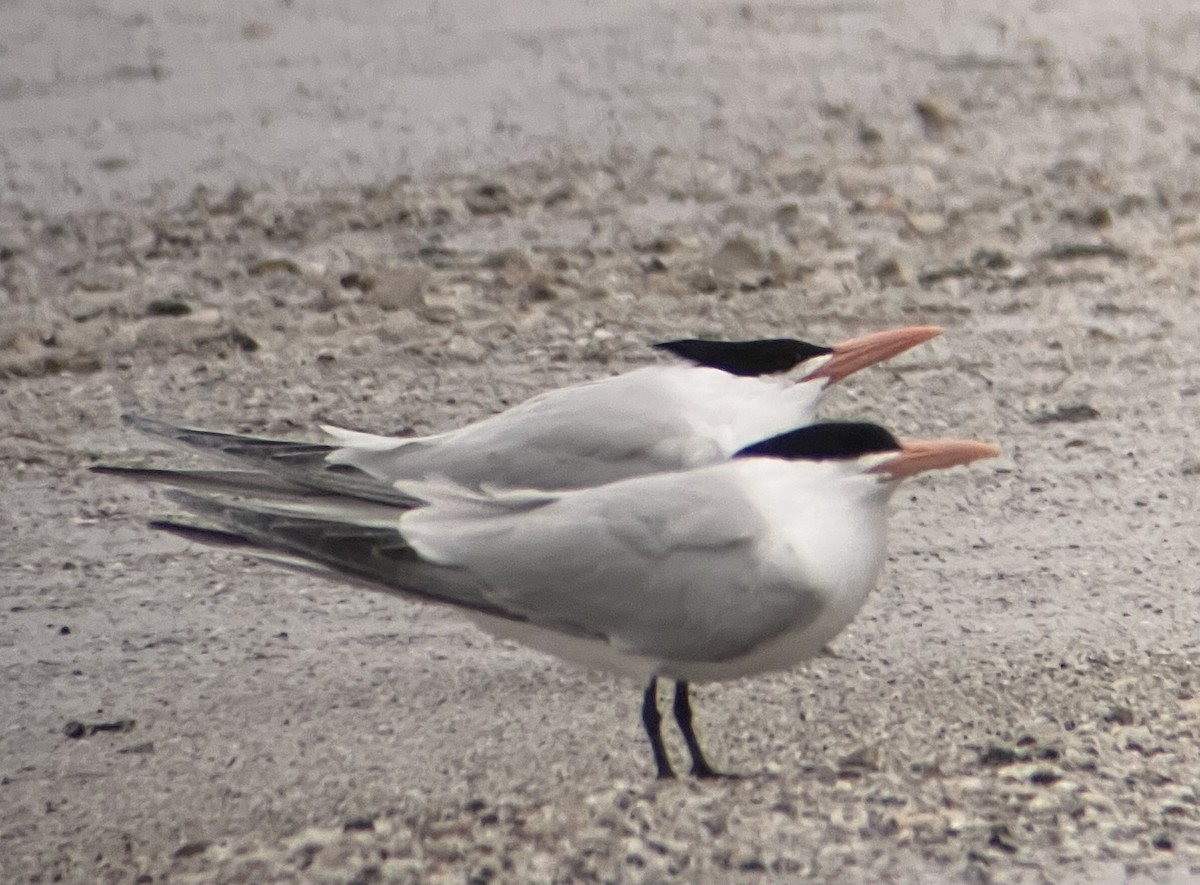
[654,325,941,384]
[734,421,999,479]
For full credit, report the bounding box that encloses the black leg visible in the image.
[642,677,675,779]
[672,680,723,778]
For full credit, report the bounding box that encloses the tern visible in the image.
[95,326,940,499]
[103,420,998,777]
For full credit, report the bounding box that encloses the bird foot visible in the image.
[691,762,740,780]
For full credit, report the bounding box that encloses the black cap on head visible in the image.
[653,338,834,377]
[734,422,901,461]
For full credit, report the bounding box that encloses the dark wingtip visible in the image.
[653,338,833,376]
[121,414,177,437]
[90,462,165,475]
[148,519,251,547]
[163,488,215,511]
[735,422,901,462]
[89,463,165,479]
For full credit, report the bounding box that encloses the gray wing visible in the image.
[150,490,552,627]
[91,464,313,497]
[331,369,722,491]
[95,418,567,627]
[115,414,419,506]
[401,469,826,664]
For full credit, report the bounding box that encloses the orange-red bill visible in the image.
[803,325,942,383]
[872,438,1000,479]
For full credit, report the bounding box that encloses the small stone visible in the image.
[915,97,956,133]
[972,248,1013,270]
[419,289,466,324]
[979,744,1019,767]
[1062,205,1114,228]
[873,256,912,285]
[837,745,880,774]
[1030,768,1061,786]
[248,257,303,276]
[173,841,210,859]
[483,247,535,276]
[525,276,560,303]
[917,263,973,286]
[543,183,576,207]
[774,202,801,223]
[905,211,948,237]
[339,271,372,292]
[226,329,260,353]
[1037,242,1129,262]
[1103,704,1134,726]
[633,236,682,254]
[145,297,192,317]
[1030,404,1100,425]
[858,122,884,145]
[94,156,133,172]
[465,182,512,215]
[987,824,1018,853]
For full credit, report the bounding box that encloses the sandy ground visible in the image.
[4,0,1200,882]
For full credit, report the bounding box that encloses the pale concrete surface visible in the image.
[3,1,1200,882]
[5,0,1195,211]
